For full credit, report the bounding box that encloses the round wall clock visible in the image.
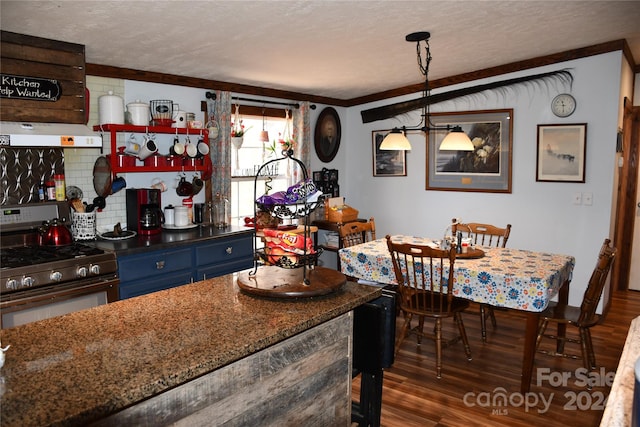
[551,93,576,117]
[314,107,341,163]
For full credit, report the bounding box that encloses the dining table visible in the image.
[338,235,576,393]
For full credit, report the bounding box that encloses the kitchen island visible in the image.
[0,273,381,426]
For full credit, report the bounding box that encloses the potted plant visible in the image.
[230,104,251,150]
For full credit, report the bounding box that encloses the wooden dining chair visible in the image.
[452,220,512,343]
[453,221,512,248]
[535,238,616,370]
[386,235,472,378]
[339,217,376,248]
[338,218,376,274]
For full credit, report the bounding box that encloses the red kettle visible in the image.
[40,218,73,246]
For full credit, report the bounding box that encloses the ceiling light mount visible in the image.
[380,31,474,152]
[405,31,431,43]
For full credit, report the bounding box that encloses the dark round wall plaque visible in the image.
[314,107,341,163]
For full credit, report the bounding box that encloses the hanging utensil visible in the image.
[93,156,113,198]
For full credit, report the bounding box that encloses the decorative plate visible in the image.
[98,230,137,240]
[162,223,199,230]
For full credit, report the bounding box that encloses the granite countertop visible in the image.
[600,315,640,426]
[0,274,381,427]
[91,224,254,256]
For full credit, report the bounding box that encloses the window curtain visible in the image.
[210,91,232,199]
[288,101,311,186]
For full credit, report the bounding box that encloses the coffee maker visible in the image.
[126,188,163,235]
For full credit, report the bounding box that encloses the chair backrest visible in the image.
[386,235,457,317]
[453,221,512,248]
[577,238,616,327]
[339,217,376,248]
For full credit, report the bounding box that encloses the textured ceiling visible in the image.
[1,1,640,100]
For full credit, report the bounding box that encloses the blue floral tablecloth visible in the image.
[339,235,575,313]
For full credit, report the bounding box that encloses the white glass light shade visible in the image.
[380,129,412,150]
[259,130,270,142]
[438,127,474,151]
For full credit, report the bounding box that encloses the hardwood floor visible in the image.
[353,290,640,427]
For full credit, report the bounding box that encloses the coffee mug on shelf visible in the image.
[176,175,193,197]
[111,176,127,194]
[124,134,141,156]
[185,139,198,158]
[197,137,210,156]
[192,175,203,195]
[151,178,167,192]
[137,137,158,160]
[170,136,185,156]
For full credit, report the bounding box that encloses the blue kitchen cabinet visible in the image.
[116,233,254,299]
[193,234,254,281]
[118,247,193,299]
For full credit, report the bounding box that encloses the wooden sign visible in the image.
[0,74,62,101]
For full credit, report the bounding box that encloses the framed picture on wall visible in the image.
[426,109,513,192]
[372,130,407,177]
[536,123,587,182]
[314,107,341,163]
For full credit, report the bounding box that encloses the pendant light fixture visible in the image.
[380,31,474,152]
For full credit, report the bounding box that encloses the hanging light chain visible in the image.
[415,38,433,129]
[416,38,432,83]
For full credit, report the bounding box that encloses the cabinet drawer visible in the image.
[195,257,254,281]
[118,248,192,282]
[194,236,253,266]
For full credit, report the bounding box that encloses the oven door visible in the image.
[0,274,119,329]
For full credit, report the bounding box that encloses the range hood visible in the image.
[0,121,102,148]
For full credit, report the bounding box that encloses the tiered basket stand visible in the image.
[237,150,346,298]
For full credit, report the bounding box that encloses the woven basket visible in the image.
[327,206,358,223]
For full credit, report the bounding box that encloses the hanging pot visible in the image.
[231,136,244,150]
[93,156,113,197]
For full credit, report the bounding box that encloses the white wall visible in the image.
[315,52,624,307]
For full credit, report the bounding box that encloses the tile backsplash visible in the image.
[0,147,65,205]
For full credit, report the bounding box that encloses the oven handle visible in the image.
[1,276,119,309]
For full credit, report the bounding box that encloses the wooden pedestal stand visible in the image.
[237,265,346,298]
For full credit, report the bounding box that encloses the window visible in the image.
[230,114,288,222]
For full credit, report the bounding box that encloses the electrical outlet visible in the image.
[573,192,582,205]
[583,192,593,206]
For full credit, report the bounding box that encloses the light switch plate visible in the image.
[573,192,582,205]
[583,193,593,205]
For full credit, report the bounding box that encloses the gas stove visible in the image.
[1,202,117,294]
